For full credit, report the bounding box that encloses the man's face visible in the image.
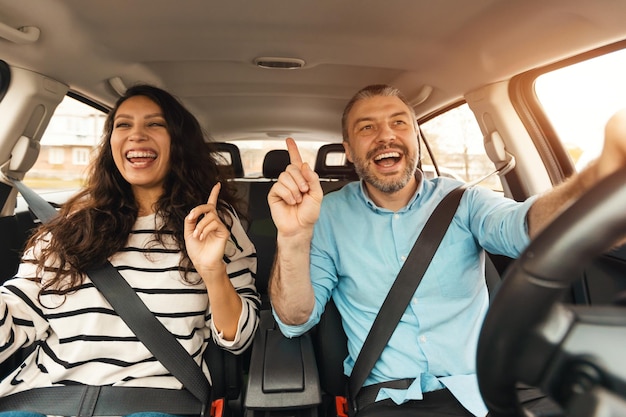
[343,95,419,193]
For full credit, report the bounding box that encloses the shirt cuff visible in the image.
[271,308,317,338]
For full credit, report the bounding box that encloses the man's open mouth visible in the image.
[373,151,401,167]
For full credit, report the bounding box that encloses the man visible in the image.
[267,84,626,416]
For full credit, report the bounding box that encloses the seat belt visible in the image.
[8,177,58,223]
[5,177,211,415]
[86,262,211,406]
[348,185,467,411]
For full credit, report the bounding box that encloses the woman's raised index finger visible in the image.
[286,137,303,166]
[207,182,221,205]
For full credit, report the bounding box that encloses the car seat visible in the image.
[245,149,290,309]
[213,142,245,178]
[314,143,358,181]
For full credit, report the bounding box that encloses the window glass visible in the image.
[230,139,329,178]
[535,47,626,171]
[25,96,106,191]
[215,150,233,165]
[72,148,91,165]
[420,103,502,191]
[47,148,65,165]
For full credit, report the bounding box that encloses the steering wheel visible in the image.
[477,169,626,417]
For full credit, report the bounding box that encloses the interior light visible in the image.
[254,57,305,70]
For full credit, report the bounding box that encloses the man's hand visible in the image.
[184,182,230,277]
[528,108,626,238]
[268,137,324,238]
[597,108,626,180]
[267,138,322,325]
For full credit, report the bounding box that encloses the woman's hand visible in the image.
[184,183,231,278]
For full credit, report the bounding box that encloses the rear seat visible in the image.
[215,143,358,309]
[213,141,245,179]
[220,143,357,310]
[315,143,358,194]
[243,150,290,309]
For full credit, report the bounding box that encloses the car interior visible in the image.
[0,1,625,416]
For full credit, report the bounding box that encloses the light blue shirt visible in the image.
[274,173,536,416]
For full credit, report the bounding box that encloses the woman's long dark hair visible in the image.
[27,84,242,295]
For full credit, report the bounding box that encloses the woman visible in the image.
[0,85,259,416]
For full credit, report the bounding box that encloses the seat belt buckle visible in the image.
[209,398,224,417]
[335,395,349,417]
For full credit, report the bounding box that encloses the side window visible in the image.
[535,46,626,171]
[25,96,106,191]
[420,103,502,191]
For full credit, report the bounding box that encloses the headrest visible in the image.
[314,143,358,180]
[212,142,244,178]
[262,149,290,179]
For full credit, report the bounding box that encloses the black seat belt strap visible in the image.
[7,178,210,411]
[87,262,210,405]
[0,386,205,416]
[348,185,466,405]
[8,177,58,223]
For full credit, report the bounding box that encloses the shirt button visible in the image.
[411,298,418,305]
[419,335,427,343]
[400,255,406,261]
[394,214,400,219]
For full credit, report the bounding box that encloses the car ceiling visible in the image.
[1,0,626,143]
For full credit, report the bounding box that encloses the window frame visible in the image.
[509,39,626,185]
[418,101,503,191]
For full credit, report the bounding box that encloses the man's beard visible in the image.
[352,145,418,193]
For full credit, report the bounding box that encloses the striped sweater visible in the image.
[0,211,259,396]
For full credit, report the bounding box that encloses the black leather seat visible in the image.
[262,149,290,179]
[314,144,358,196]
[314,143,358,181]
[245,149,290,309]
[213,142,245,178]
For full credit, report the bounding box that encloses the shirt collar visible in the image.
[358,169,425,213]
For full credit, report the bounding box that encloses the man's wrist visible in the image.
[277,230,314,248]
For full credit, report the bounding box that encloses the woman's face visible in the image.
[110,95,172,203]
